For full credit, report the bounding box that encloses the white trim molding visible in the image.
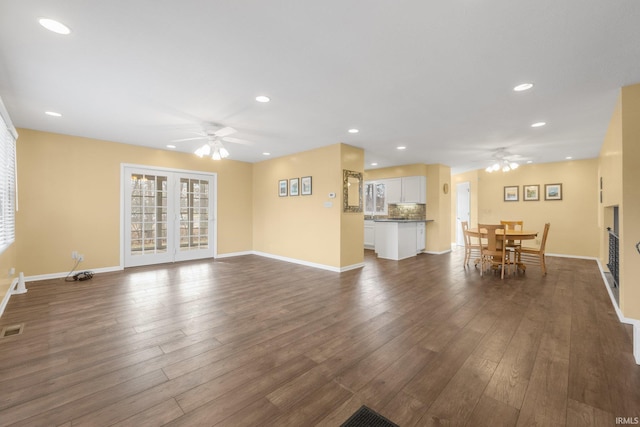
[251,251,364,273]
[595,258,640,365]
[423,249,452,255]
[215,251,254,259]
[0,277,19,318]
[635,323,640,365]
[25,265,123,283]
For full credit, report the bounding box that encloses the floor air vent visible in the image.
[0,323,24,338]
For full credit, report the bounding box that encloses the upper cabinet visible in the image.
[402,176,426,203]
[365,176,426,215]
[385,178,403,204]
[387,176,426,204]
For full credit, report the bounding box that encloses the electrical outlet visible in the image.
[72,251,78,259]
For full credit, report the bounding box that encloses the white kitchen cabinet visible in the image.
[416,221,426,252]
[385,178,402,204]
[364,220,375,249]
[402,176,426,203]
[374,221,418,260]
[383,176,426,204]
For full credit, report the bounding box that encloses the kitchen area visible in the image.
[364,175,433,260]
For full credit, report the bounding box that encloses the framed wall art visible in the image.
[301,176,312,195]
[278,179,288,197]
[289,177,299,196]
[523,184,540,201]
[504,185,519,202]
[545,183,562,200]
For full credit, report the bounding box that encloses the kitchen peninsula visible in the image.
[374,218,432,260]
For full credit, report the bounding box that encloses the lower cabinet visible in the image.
[374,221,426,260]
[364,220,375,249]
[416,222,426,252]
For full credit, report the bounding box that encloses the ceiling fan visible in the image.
[485,147,524,173]
[172,125,251,160]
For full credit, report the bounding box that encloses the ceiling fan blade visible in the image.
[213,126,236,137]
[222,136,253,146]
[172,136,207,142]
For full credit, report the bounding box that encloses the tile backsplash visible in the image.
[388,203,426,220]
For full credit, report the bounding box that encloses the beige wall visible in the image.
[619,84,640,319]
[253,143,364,269]
[340,144,365,267]
[599,83,640,319]
[453,159,600,257]
[15,129,253,277]
[364,163,452,253]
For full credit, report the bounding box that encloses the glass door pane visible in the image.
[175,174,213,262]
[125,169,173,267]
[124,167,215,267]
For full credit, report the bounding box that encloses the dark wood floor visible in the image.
[1,249,638,426]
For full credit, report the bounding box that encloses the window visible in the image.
[0,98,17,254]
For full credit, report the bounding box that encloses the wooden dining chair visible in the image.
[478,223,509,279]
[500,220,523,263]
[519,223,551,275]
[461,221,481,268]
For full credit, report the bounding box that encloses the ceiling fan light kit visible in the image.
[195,140,229,160]
[485,148,520,173]
[486,160,519,173]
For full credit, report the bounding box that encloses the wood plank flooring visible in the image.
[0,249,638,426]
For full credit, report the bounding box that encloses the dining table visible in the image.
[467,227,539,271]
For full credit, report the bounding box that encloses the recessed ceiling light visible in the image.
[348,129,359,134]
[370,162,378,166]
[262,152,271,156]
[396,146,406,150]
[255,95,270,103]
[527,160,533,164]
[566,156,573,160]
[45,111,62,117]
[166,145,176,149]
[514,83,534,92]
[39,18,71,35]
[531,121,546,128]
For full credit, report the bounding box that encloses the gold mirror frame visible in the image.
[343,169,363,213]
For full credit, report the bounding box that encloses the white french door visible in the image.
[123,166,216,267]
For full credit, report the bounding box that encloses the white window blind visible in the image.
[0,97,18,254]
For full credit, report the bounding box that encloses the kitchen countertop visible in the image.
[372,218,433,222]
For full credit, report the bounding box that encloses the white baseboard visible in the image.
[215,250,254,258]
[546,253,598,260]
[423,249,452,255]
[24,265,123,283]
[251,251,364,273]
[0,277,19,318]
[635,323,640,365]
[595,258,640,365]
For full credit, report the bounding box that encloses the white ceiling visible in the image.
[1,1,639,173]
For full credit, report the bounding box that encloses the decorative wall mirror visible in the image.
[343,169,363,213]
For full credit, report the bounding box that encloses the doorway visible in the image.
[122,165,216,267]
[456,181,470,247]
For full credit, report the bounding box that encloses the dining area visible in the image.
[461,220,551,279]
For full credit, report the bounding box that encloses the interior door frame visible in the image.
[120,163,218,268]
[456,181,471,247]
